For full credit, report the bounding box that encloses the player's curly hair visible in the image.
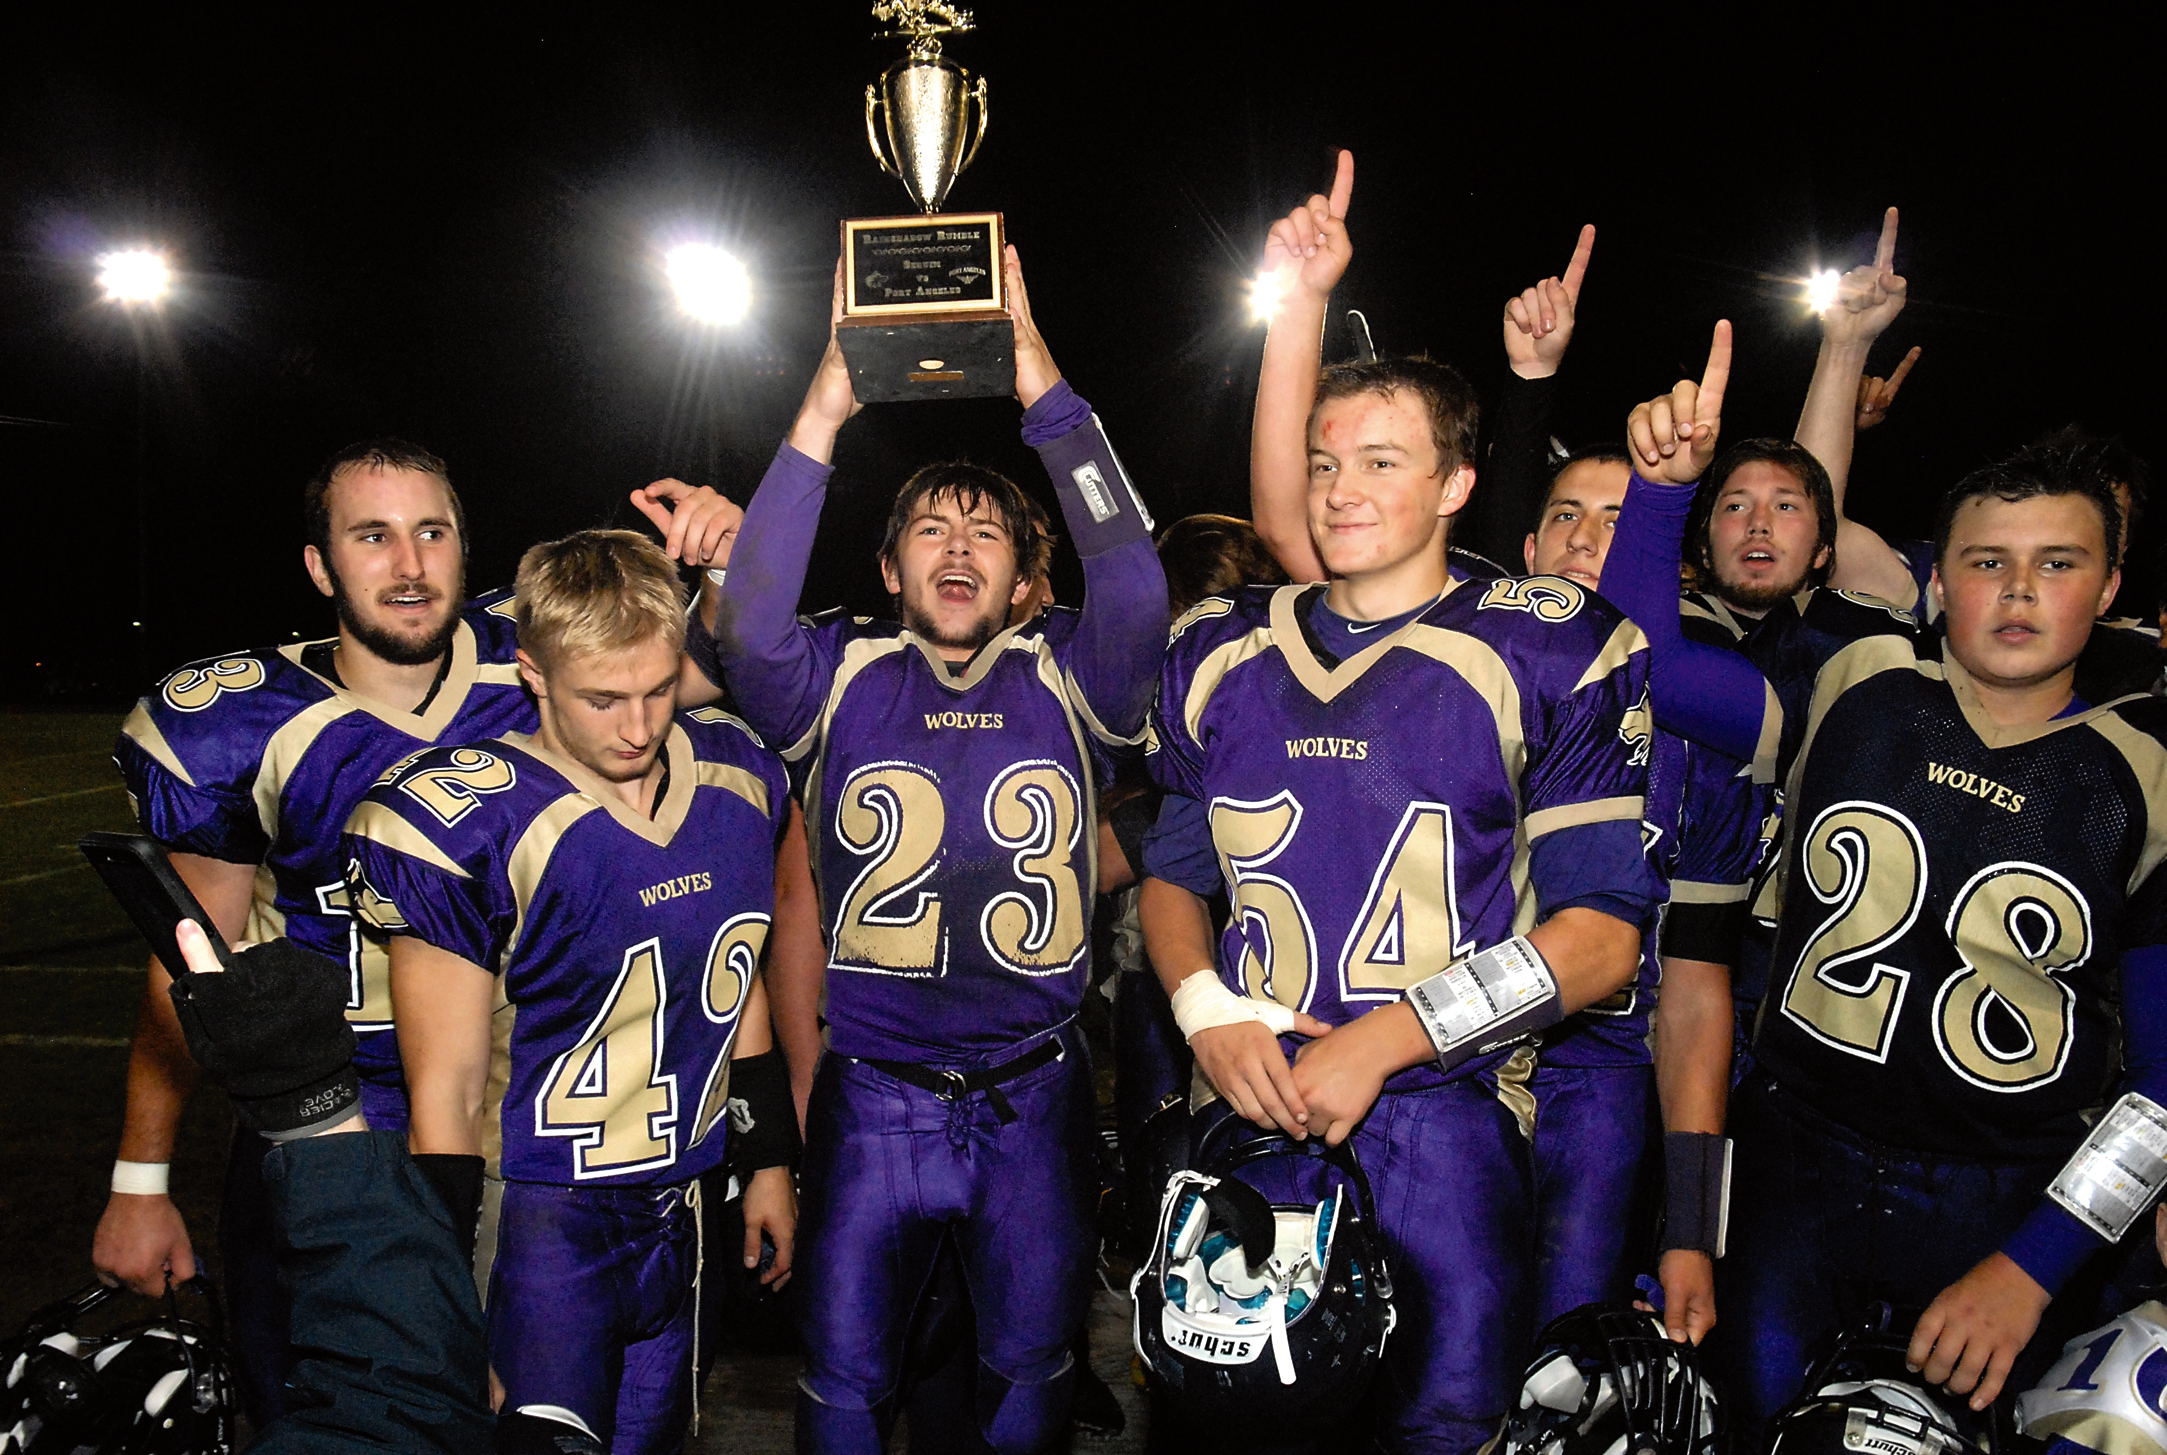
[878,463,1047,591]
[302,438,467,559]
[1683,440,1840,593]
[514,529,687,669]
[1931,450,2123,571]
[1310,355,1480,474]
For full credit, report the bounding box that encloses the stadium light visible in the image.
[1248,270,1283,324]
[1806,269,1841,314]
[97,249,172,306]
[666,243,750,325]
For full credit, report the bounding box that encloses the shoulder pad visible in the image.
[1168,587,1279,650]
[356,739,550,860]
[122,649,338,791]
[464,589,523,658]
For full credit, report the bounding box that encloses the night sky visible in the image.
[4,8,2156,701]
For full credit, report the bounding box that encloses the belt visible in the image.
[858,1037,1065,1125]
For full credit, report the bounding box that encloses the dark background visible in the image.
[4,8,2158,701]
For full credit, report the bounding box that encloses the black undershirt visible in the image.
[301,640,453,716]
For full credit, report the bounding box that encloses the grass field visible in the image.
[0,709,235,1334]
[0,708,1149,1451]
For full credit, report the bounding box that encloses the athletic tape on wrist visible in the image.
[111,1160,170,1196]
[1405,935,1561,1073]
[1660,1132,1731,1257]
[706,567,727,586]
[1170,973,1298,1042]
[2048,1091,2167,1242]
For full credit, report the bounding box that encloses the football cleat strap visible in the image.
[2048,1091,2167,1241]
[1405,936,1562,1075]
[1660,1132,1732,1258]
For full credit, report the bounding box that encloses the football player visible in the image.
[1142,342,1659,1452]
[1616,339,2167,1440]
[93,439,746,1422]
[1244,159,1753,1347]
[343,529,800,1452]
[696,249,1166,1455]
[1516,447,1761,1347]
[1790,208,2159,702]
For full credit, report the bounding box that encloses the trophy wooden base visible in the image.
[836,311,1014,403]
[839,212,1011,403]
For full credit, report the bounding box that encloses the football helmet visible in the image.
[1130,1113,1395,1436]
[1766,1317,1990,1455]
[2,1280,235,1454]
[1502,1303,1724,1455]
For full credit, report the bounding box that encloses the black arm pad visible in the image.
[412,1152,486,1257]
[167,937,360,1139]
[727,1049,801,1174]
[1660,1131,1732,1257]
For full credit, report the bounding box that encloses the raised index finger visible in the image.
[1697,320,1733,423]
[1874,206,1899,275]
[1326,149,1354,221]
[1561,224,1595,300]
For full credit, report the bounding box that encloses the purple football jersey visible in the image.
[1541,724,1761,1068]
[775,609,1135,1061]
[340,711,789,1186]
[1150,578,1656,1089]
[115,590,535,1114]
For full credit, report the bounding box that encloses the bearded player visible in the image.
[1142,347,1658,1452]
[1616,334,2167,1441]
[696,250,1166,1455]
[92,440,745,1422]
[342,530,798,1452]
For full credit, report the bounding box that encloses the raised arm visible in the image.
[1792,207,1920,605]
[1464,225,1595,570]
[1005,248,1167,738]
[1250,150,1354,584]
[706,265,864,746]
[1609,322,1782,770]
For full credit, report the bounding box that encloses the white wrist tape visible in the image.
[111,1160,170,1196]
[1170,973,1299,1042]
[2049,1092,2167,1241]
[1406,935,1561,1070]
[706,567,728,587]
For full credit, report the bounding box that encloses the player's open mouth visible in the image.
[1559,568,1600,586]
[935,571,980,603]
[381,590,438,611]
[1739,549,1776,569]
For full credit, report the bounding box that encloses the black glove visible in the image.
[167,937,360,1140]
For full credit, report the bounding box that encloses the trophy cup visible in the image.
[837,1,1011,402]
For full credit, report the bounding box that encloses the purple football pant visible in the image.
[794,1024,1096,1455]
[1354,1074,1537,1455]
[488,1179,700,1455]
[1529,1060,1657,1329]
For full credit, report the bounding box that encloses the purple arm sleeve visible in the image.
[2001,945,2167,1295]
[1028,382,1169,738]
[710,443,838,750]
[1606,472,1770,764]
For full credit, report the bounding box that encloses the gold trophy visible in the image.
[837,0,1011,402]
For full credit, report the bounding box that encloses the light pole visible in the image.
[661,242,750,488]
[95,248,170,686]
